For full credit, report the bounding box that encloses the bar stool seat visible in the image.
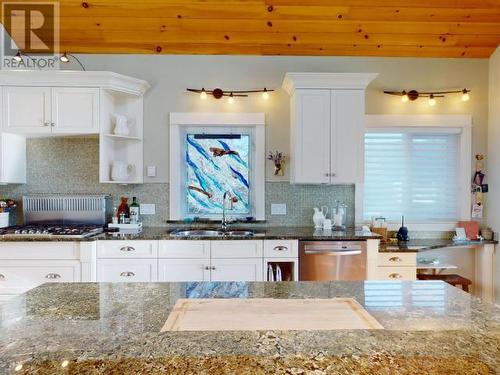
[417,273,472,292]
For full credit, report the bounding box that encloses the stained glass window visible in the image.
[186,134,250,216]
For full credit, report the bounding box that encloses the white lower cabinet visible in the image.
[158,259,210,282]
[0,260,81,295]
[211,258,264,282]
[97,259,157,282]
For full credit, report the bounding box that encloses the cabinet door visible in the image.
[97,259,157,282]
[51,87,99,134]
[211,258,263,282]
[158,259,210,282]
[2,87,51,133]
[291,89,331,184]
[331,90,365,184]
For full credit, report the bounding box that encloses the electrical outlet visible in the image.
[271,203,287,215]
[146,166,157,177]
[140,204,156,215]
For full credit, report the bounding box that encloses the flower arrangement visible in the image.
[0,198,16,213]
[267,151,285,176]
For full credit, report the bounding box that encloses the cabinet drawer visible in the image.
[97,259,157,282]
[378,252,416,267]
[159,241,210,259]
[97,241,158,259]
[0,260,81,294]
[377,266,416,281]
[0,242,80,260]
[264,240,298,258]
[211,240,263,258]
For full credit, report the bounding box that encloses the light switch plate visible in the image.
[140,204,156,215]
[271,203,287,215]
[146,166,157,177]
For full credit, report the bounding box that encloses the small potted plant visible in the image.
[0,198,16,228]
[267,151,285,176]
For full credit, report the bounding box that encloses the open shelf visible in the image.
[103,134,142,141]
[266,261,296,281]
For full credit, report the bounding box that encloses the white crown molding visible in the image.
[0,70,150,96]
[282,72,379,95]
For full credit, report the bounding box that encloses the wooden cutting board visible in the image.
[161,298,383,331]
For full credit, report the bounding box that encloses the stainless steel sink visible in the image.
[170,230,224,237]
[170,229,255,237]
[224,230,255,237]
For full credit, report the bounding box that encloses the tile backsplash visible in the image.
[0,137,355,227]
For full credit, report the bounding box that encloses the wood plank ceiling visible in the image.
[4,0,500,57]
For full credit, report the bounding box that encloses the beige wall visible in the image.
[487,46,500,304]
[72,54,489,187]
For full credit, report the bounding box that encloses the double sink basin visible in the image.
[170,229,255,238]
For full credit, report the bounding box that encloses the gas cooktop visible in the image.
[0,225,104,239]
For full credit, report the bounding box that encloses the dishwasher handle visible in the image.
[304,249,362,256]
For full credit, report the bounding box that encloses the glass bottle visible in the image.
[130,197,140,224]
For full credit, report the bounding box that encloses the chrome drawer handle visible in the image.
[0,274,5,280]
[274,246,288,251]
[389,256,403,262]
[120,246,135,252]
[388,273,402,279]
[120,271,135,277]
[45,273,61,279]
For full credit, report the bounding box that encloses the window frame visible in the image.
[355,114,472,231]
[169,112,265,221]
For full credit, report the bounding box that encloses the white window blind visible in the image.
[363,131,460,222]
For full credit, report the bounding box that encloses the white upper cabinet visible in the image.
[51,87,99,134]
[291,90,331,184]
[2,87,99,135]
[283,73,378,184]
[2,87,51,133]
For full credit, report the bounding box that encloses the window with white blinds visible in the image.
[363,131,460,222]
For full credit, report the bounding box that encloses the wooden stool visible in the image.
[417,274,472,292]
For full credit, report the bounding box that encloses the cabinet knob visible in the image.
[43,122,50,127]
[0,274,5,280]
[211,266,216,270]
[389,256,403,263]
[120,271,135,277]
[274,246,288,251]
[325,173,330,177]
[120,246,135,252]
[51,122,55,127]
[331,173,336,177]
[204,266,211,270]
[388,273,402,279]
[45,273,61,279]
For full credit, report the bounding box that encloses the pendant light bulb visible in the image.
[200,88,208,100]
[428,94,436,106]
[461,89,470,102]
[401,91,409,103]
[228,93,235,104]
[14,51,22,62]
[262,88,269,100]
[59,52,70,63]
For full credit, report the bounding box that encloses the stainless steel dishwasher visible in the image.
[299,241,367,281]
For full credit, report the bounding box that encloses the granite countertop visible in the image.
[0,281,498,374]
[378,238,498,253]
[100,226,381,241]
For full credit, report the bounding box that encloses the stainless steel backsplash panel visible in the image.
[22,195,111,225]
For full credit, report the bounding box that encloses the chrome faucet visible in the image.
[221,191,234,230]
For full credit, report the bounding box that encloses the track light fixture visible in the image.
[187,87,274,102]
[59,52,86,71]
[384,88,470,105]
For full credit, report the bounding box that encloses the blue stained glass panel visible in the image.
[186,134,250,216]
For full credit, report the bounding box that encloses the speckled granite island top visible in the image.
[1,281,499,374]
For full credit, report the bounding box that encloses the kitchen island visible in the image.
[0,281,498,374]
